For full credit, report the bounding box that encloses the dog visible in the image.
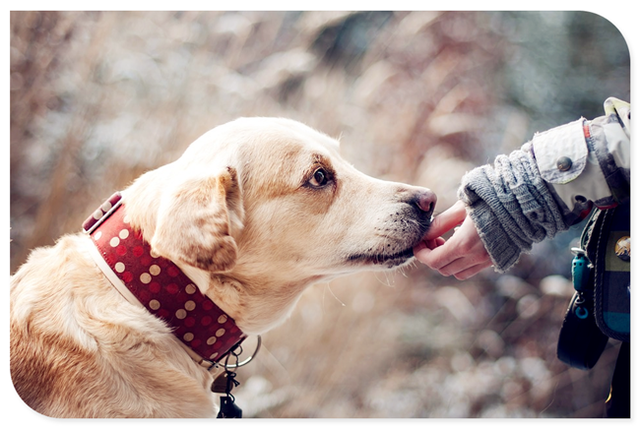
[10,117,436,417]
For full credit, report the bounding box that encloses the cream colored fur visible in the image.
[10,117,435,417]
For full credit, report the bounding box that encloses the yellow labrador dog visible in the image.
[10,118,435,417]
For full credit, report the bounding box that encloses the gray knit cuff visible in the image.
[458,144,570,272]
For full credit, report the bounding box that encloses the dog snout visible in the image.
[406,188,437,217]
[415,189,436,215]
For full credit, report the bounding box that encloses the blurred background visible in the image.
[9,11,630,417]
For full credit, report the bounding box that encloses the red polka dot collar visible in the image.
[82,192,246,368]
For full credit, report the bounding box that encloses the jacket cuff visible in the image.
[532,118,588,185]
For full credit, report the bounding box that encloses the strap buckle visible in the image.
[570,247,592,293]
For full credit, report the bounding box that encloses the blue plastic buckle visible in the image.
[570,247,592,293]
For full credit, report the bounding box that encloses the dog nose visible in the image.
[413,189,437,215]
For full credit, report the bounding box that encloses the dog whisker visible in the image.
[327,283,346,307]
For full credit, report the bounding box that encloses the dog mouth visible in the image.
[346,246,416,268]
[344,212,433,269]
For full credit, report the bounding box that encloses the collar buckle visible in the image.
[82,192,123,234]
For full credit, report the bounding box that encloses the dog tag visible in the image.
[217,395,242,418]
[211,371,233,394]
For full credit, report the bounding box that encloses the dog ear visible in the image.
[151,167,243,273]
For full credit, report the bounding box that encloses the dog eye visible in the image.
[308,168,330,188]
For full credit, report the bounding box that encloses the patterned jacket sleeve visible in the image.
[458,98,630,272]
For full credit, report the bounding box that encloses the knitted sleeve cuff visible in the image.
[460,192,521,272]
[458,145,571,273]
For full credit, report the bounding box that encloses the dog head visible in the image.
[124,118,435,333]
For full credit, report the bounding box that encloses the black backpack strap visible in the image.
[557,208,608,370]
[557,290,609,370]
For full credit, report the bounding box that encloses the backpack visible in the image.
[557,202,630,370]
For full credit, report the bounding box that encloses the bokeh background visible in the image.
[9,11,630,417]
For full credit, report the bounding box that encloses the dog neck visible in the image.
[82,192,246,368]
